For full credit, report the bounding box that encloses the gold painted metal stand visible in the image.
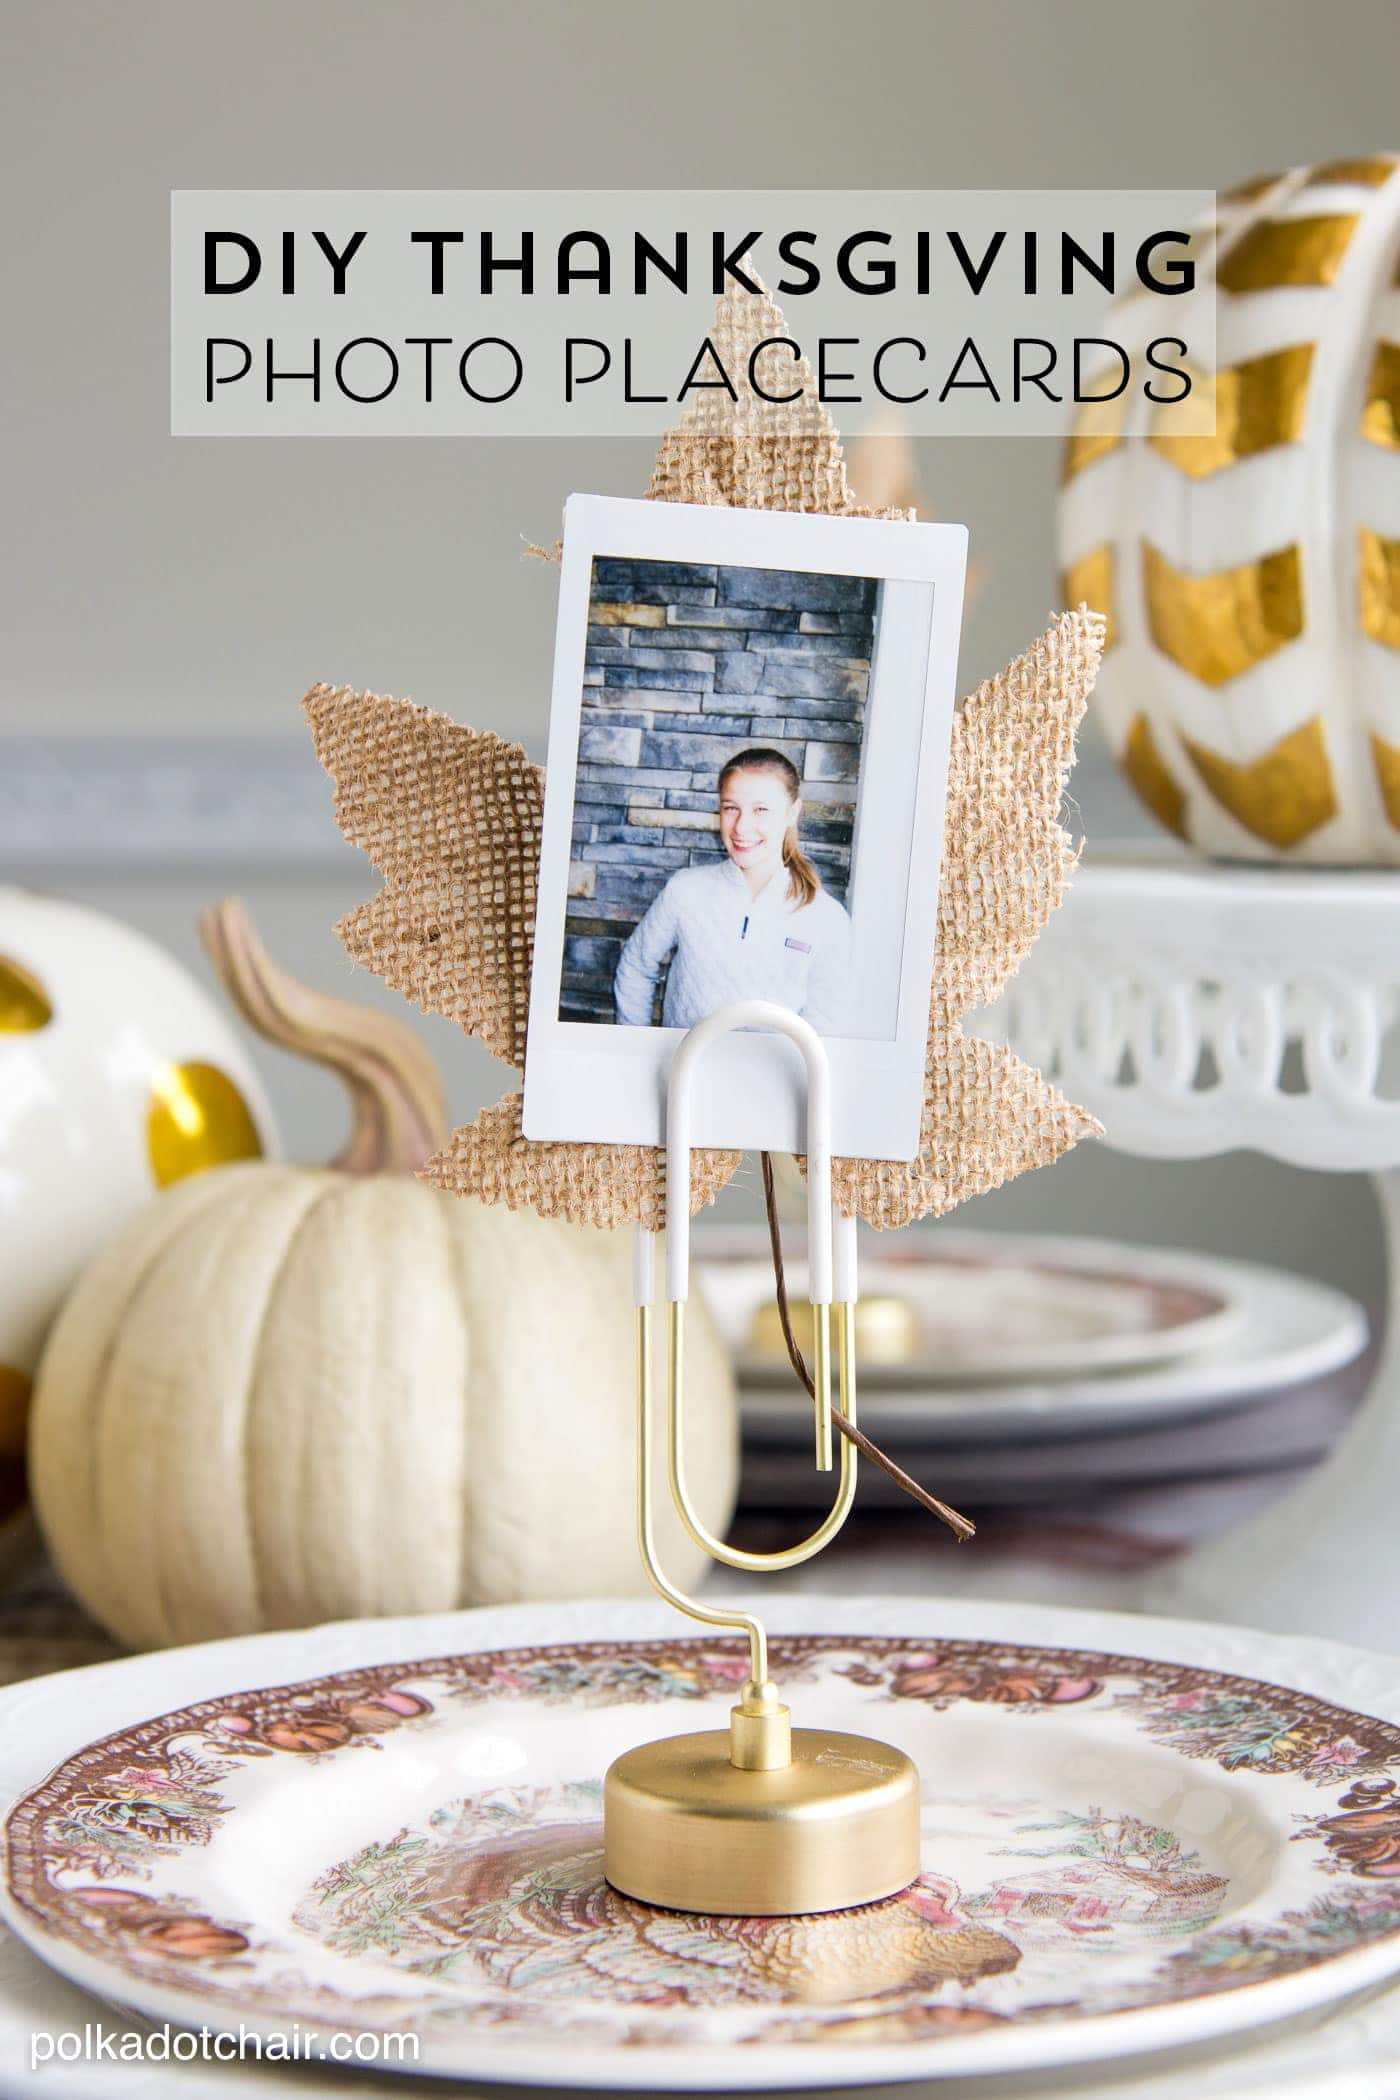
[602,1003,921,1917]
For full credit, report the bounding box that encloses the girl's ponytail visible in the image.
[717,746,823,910]
[782,828,820,909]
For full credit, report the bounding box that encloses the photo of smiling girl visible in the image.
[613,747,853,1035]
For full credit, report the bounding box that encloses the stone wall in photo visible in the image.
[562,559,879,1022]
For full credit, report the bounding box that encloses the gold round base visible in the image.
[603,1727,921,1916]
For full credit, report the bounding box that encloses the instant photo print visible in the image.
[522,494,967,1160]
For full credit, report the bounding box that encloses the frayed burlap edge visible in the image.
[304,685,541,1067]
[819,608,1105,1228]
[420,1092,739,1234]
[303,686,741,1225]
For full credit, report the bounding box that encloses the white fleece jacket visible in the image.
[614,858,853,1034]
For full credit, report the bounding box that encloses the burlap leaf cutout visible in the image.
[306,286,1103,1232]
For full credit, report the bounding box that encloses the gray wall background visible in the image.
[1,0,1393,1315]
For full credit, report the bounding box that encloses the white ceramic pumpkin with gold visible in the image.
[1058,153,1400,861]
[30,903,737,1649]
[0,889,276,1467]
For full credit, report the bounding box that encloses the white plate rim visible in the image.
[697,1225,1256,1384]
[5,1595,1400,2090]
[728,1255,1367,1442]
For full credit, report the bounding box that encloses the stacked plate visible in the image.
[694,1228,1369,1519]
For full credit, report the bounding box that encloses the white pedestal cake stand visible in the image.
[990,851,1400,1648]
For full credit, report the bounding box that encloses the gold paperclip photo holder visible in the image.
[603,1001,922,1917]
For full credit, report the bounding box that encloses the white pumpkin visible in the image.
[0,889,277,1461]
[29,903,737,1648]
[1058,153,1400,861]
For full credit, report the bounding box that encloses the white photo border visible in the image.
[522,494,967,1162]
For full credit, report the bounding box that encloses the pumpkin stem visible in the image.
[200,898,451,1175]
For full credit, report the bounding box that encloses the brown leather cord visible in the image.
[759,1154,976,1544]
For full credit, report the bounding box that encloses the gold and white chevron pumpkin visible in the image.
[1058,154,1400,862]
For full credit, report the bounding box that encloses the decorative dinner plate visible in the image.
[6,1598,1400,2089]
[696,1228,1249,1386]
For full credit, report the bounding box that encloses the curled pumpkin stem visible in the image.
[200,897,451,1176]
